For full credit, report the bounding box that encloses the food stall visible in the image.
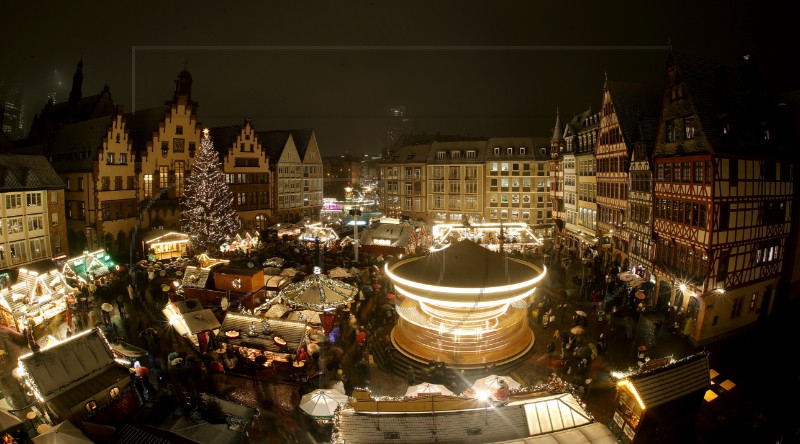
[0,268,75,333]
[162,299,221,353]
[61,249,118,285]
[220,231,261,255]
[219,312,308,372]
[143,230,190,261]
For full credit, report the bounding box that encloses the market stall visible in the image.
[163,300,221,353]
[61,249,118,285]
[218,312,308,371]
[142,230,190,261]
[0,269,75,333]
[220,231,261,255]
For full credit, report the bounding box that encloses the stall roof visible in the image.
[360,222,416,247]
[220,312,307,354]
[264,275,290,290]
[181,309,221,334]
[182,266,212,288]
[142,229,189,245]
[150,393,257,444]
[617,351,710,409]
[19,327,117,401]
[109,340,149,360]
[0,268,74,313]
[63,249,116,283]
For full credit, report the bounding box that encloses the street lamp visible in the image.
[605,274,613,301]
[349,208,362,264]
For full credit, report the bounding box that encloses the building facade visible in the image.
[380,144,429,221]
[428,141,485,224]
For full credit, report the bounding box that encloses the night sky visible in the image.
[2,0,796,155]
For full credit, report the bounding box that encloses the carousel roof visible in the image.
[278,272,358,310]
[391,240,539,288]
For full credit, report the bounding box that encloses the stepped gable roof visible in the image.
[392,240,538,288]
[257,130,293,161]
[382,143,431,164]
[289,128,314,158]
[667,51,765,156]
[124,106,171,155]
[0,153,65,191]
[208,124,242,157]
[620,351,710,409]
[47,116,111,172]
[607,81,662,147]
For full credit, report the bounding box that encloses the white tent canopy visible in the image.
[299,389,349,418]
[472,374,522,393]
[32,420,93,444]
[404,382,455,397]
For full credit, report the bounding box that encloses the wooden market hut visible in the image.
[0,268,75,333]
[61,249,118,285]
[609,351,710,443]
[359,219,426,256]
[142,230,190,261]
[18,327,137,426]
[219,312,308,375]
[162,299,221,353]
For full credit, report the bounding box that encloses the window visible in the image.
[9,241,27,264]
[730,297,743,318]
[107,153,115,164]
[28,215,44,231]
[109,387,121,399]
[729,160,738,186]
[466,150,476,159]
[101,177,110,191]
[5,193,21,209]
[159,166,169,190]
[493,147,500,155]
[78,177,84,191]
[85,401,98,413]
[51,213,59,226]
[507,147,514,155]
[176,125,183,135]
[450,151,460,159]
[26,192,42,207]
[684,116,696,139]
[175,161,185,196]
[143,174,153,198]
[119,153,127,164]
[437,151,446,159]
[520,147,526,155]
[490,163,498,172]
[666,120,676,142]
[29,238,46,260]
[65,178,71,190]
[682,162,691,182]
[114,176,122,190]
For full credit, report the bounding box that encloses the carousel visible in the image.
[384,240,546,368]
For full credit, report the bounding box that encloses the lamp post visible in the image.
[605,274,613,302]
[349,208,362,264]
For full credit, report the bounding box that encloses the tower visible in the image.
[68,59,83,105]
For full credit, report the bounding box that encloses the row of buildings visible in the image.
[381,49,799,346]
[0,61,325,267]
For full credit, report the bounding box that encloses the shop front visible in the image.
[0,268,76,335]
[142,230,190,261]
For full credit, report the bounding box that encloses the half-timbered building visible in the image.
[549,110,566,247]
[595,80,661,272]
[563,109,600,255]
[652,50,794,344]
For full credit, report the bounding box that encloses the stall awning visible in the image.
[182,309,221,334]
[264,275,290,291]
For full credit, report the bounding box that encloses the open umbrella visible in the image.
[570,326,586,335]
[168,352,181,361]
[32,420,93,444]
[635,290,646,300]
[404,382,454,397]
[617,271,637,282]
[575,310,588,317]
[170,358,184,367]
[100,303,114,313]
[472,375,522,393]
[299,389,349,418]
[135,367,149,378]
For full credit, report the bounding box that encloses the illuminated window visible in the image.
[175,161,185,196]
[159,166,169,190]
[143,174,153,198]
[85,400,98,413]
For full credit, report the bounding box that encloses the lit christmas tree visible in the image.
[180,128,242,252]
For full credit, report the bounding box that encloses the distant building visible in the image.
[323,155,360,200]
[0,81,25,140]
[384,105,413,158]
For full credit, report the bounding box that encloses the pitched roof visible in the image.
[427,140,487,163]
[219,312,307,353]
[257,130,292,161]
[360,222,416,247]
[607,81,662,147]
[124,106,170,155]
[0,153,65,191]
[19,327,117,401]
[208,124,242,158]
[47,115,111,172]
[623,351,710,409]
[382,144,432,164]
[289,129,314,158]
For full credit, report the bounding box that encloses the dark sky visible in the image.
[2,0,796,155]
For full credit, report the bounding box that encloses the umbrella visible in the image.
[617,271,637,282]
[404,382,455,397]
[635,290,646,300]
[0,408,22,432]
[209,361,224,373]
[32,420,93,444]
[168,352,181,361]
[575,310,588,317]
[472,375,522,393]
[629,278,647,288]
[299,389,349,418]
[100,303,113,313]
[170,358,184,367]
[307,342,321,355]
[135,367,149,378]
[385,293,395,300]
[570,326,586,335]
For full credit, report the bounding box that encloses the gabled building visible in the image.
[595,80,661,272]
[651,50,794,344]
[296,129,324,220]
[261,130,303,223]
[549,109,566,246]
[211,119,273,231]
[0,154,67,269]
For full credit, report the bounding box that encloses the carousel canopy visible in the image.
[278,271,358,310]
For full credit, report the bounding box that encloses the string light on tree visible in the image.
[180,128,242,252]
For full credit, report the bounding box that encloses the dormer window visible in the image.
[437,151,446,159]
[507,147,514,155]
[493,147,500,155]
[520,147,527,155]
[450,151,461,159]
[723,123,730,135]
[684,116,696,139]
[466,150,476,159]
[764,130,770,140]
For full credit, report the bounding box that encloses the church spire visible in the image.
[551,107,563,141]
[173,62,193,102]
[68,59,84,105]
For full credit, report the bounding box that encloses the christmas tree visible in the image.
[180,128,242,252]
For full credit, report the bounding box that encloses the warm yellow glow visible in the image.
[394,284,536,309]
[385,262,546,295]
[616,380,646,410]
[679,283,687,292]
